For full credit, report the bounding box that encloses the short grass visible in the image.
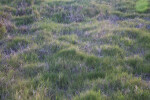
[0,0,150,100]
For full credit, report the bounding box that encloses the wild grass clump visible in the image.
[86,55,101,67]
[55,47,101,67]
[5,37,29,54]
[0,24,7,39]
[101,45,124,57]
[114,28,141,39]
[0,5,16,14]
[136,0,149,13]
[92,72,150,99]
[74,90,103,100]
[83,6,100,18]
[86,71,105,80]
[21,51,39,63]
[145,52,150,61]
[115,0,135,13]
[120,37,134,46]
[7,55,23,68]
[42,40,71,55]
[51,11,70,24]
[21,63,44,78]
[14,15,35,25]
[59,34,78,44]
[0,0,12,4]
[16,7,32,16]
[138,32,150,48]
[124,55,148,74]
[55,48,85,61]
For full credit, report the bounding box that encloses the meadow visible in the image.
[0,0,150,100]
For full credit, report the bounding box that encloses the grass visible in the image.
[0,0,150,100]
[136,0,149,12]
[74,90,103,100]
[4,37,29,54]
[101,45,124,57]
[0,24,7,39]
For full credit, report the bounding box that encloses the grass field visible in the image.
[0,0,150,100]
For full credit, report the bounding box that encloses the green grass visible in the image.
[136,0,149,12]
[101,45,124,57]
[0,0,150,99]
[5,37,29,53]
[0,24,7,39]
[74,90,103,100]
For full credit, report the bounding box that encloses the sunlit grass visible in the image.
[0,0,150,99]
[136,0,149,12]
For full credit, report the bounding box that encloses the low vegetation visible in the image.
[0,0,150,100]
